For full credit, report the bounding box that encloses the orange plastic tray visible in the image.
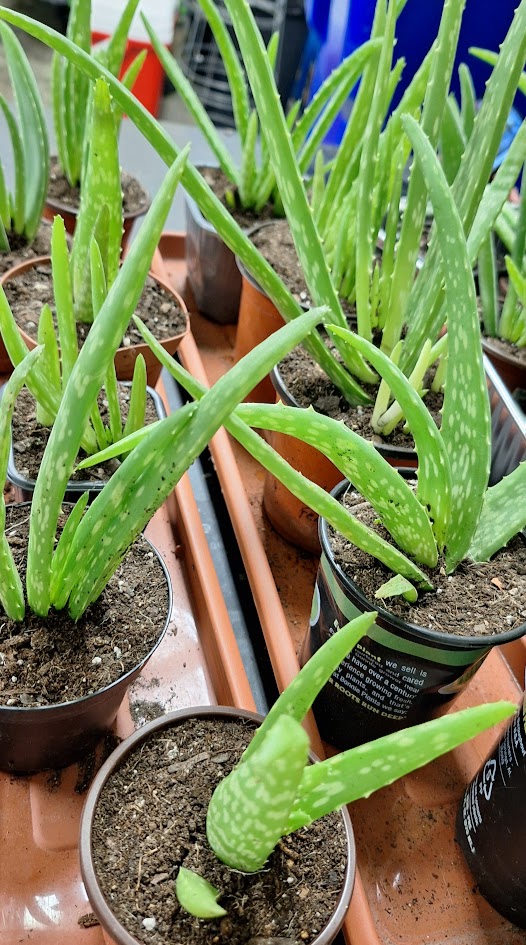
[155,232,526,945]
[1,375,256,945]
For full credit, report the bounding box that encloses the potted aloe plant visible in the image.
[0,144,332,775]
[145,0,380,323]
[2,76,188,386]
[0,22,50,296]
[46,0,150,243]
[78,610,515,945]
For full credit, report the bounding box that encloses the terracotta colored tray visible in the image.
[155,232,526,945]
[1,375,257,945]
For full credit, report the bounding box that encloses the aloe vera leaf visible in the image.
[401,2,526,370]
[63,0,91,186]
[468,460,526,561]
[25,148,191,617]
[0,22,48,240]
[380,0,467,357]
[238,109,258,209]
[0,95,24,234]
[286,701,516,831]
[49,492,89,603]
[207,715,310,873]
[374,337,442,435]
[469,46,526,96]
[50,216,77,385]
[459,63,476,138]
[51,51,69,181]
[132,315,431,586]
[36,304,60,427]
[440,94,468,185]
[297,41,382,175]
[402,115,491,571]
[243,613,376,763]
[61,308,330,617]
[143,19,239,185]
[72,78,123,323]
[122,355,147,440]
[375,574,418,602]
[0,154,10,231]
[90,238,122,445]
[0,9,367,408]
[329,324,452,551]
[477,233,498,337]
[113,49,147,134]
[240,399,437,565]
[499,257,522,343]
[176,869,226,920]
[0,213,9,252]
[0,346,44,619]
[104,0,142,76]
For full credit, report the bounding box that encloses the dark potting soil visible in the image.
[47,155,150,216]
[329,488,526,638]
[200,165,276,229]
[0,505,170,708]
[91,716,348,945]
[3,262,187,349]
[249,218,309,304]
[483,331,526,368]
[0,220,55,277]
[10,385,160,483]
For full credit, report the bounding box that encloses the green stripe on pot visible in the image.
[319,553,489,667]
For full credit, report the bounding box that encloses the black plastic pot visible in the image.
[456,690,526,928]
[5,382,166,503]
[304,478,526,750]
[184,185,241,324]
[0,504,173,774]
[79,705,356,945]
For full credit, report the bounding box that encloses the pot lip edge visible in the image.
[319,478,526,650]
[79,704,356,945]
[0,504,173,716]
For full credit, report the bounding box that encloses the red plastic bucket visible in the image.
[91,31,166,116]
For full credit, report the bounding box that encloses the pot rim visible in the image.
[234,219,286,290]
[46,170,151,222]
[320,478,526,651]
[481,334,526,372]
[79,704,356,945]
[0,502,173,717]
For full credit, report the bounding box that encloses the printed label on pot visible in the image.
[308,554,490,748]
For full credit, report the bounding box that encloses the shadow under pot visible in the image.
[0,256,189,386]
[184,187,242,324]
[43,157,151,252]
[456,690,526,928]
[79,705,356,945]
[4,382,166,504]
[303,478,526,750]
[263,363,418,555]
[0,502,172,774]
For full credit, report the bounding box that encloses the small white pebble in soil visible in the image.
[91,656,102,666]
[114,646,122,659]
[142,917,156,932]
[11,676,17,682]
[286,876,294,884]
[123,336,131,347]
[6,698,15,706]
[17,659,23,665]
[160,302,171,314]
[505,615,514,625]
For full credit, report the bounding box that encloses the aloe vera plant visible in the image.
[173,612,515,917]
[52,0,145,189]
[0,22,48,251]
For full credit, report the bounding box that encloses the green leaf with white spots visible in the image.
[238,400,438,567]
[244,614,376,766]
[375,574,418,602]
[238,109,258,208]
[176,869,226,920]
[326,325,452,551]
[286,700,516,831]
[402,116,491,571]
[0,94,24,234]
[36,304,60,427]
[49,492,89,605]
[207,715,310,872]
[104,0,142,77]
[468,462,526,561]
[122,355,147,441]
[51,215,78,386]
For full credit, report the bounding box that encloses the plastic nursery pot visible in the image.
[456,690,526,928]
[482,335,526,399]
[234,248,286,403]
[79,705,356,945]
[262,363,418,555]
[184,187,242,324]
[4,382,166,503]
[0,256,190,387]
[0,503,173,774]
[303,478,526,751]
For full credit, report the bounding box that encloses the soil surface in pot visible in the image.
[200,165,276,229]
[3,262,187,349]
[11,385,159,483]
[329,488,526,637]
[482,332,526,368]
[92,715,348,945]
[0,504,169,707]
[0,220,56,277]
[48,155,149,215]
